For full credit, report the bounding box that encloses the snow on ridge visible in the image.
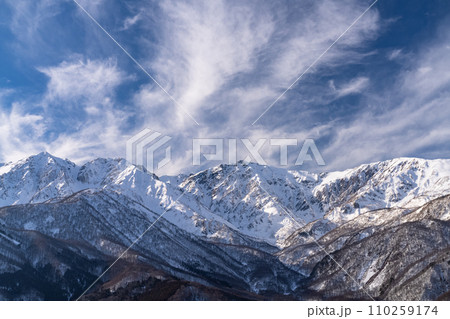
[1,153,450,247]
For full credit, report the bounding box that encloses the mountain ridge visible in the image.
[0,153,449,300]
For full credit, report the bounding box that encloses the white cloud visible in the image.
[0,99,127,166]
[333,76,370,97]
[38,59,130,162]
[73,0,106,16]
[121,11,143,31]
[46,107,129,164]
[2,0,396,174]
[0,104,46,162]
[5,0,59,37]
[401,41,450,101]
[133,0,380,139]
[322,32,450,170]
[269,0,379,87]
[38,58,124,103]
[4,0,65,59]
[0,58,130,164]
[120,0,382,174]
[147,0,275,118]
[387,48,402,61]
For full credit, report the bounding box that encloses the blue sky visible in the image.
[1,0,450,174]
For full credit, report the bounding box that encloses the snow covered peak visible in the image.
[174,162,322,245]
[0,153,164,207]
[0,152,79,206]
[314,157,450,223]
[0,152,73,173]
[1,153,449,247]
[77,157,130,185]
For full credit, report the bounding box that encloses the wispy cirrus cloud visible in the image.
[38,58,124,104]
[0,57,129,164]
[387,48,403,61]
[138,0,275,125]
[120,11,143,31]
[110,0,380,173]
[37,58,129,163]
[0,103,45,162]
[322,28,450,170]
[2,0,450,175]
[132,0,380,137]
[330,76,370,98]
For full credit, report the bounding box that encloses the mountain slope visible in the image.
[0,153,449,300]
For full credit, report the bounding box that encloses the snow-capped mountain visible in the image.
[0,153,449,300]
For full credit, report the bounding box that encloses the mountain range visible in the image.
[0,152,449,300]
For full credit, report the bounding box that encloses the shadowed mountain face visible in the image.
[0,153,449,300]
